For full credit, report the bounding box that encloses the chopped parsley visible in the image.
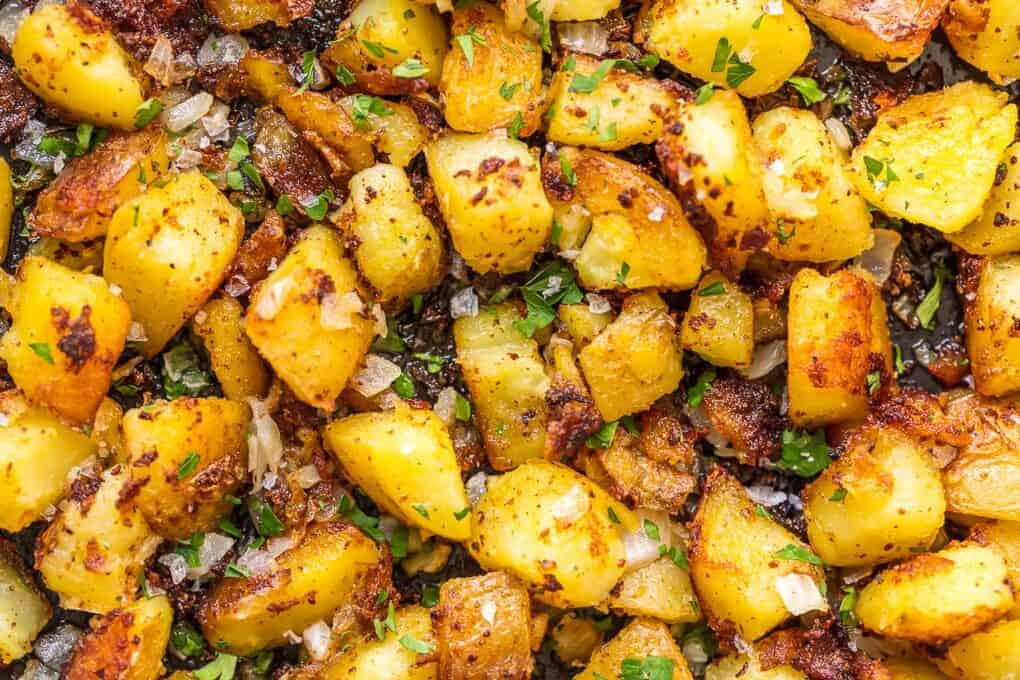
[177,452,201,480]
[171,621,206,658]
[499,81,522,100]
[839,586,858,627]
[194,653,237,680]
[916,263,950,331]
[373,601,398,640]
[710,37,756,88]
[867,370,881,395]
[336,64,356,86]
[643,519,660,541]
[863,155,900,189]
[776,428,831,477]
[224,563,251,579]
[351,95,395,129]
[338,494,387,543]
[29,342,54,365]
[773,543,825,566]
[421,583,440,608]
[787,76,827,106]
[508,111,524,140]
[586,420,619,449]
[361,40,397,59]
[699,281,726,297]
[134,98,164,129]
[296,50,317,93]
[659,544,688,569]
[620,655,674,680]
[616,261,630,285]
[454,392,472,422]
[559,154,578,187]
[248,497,285,537]
[454,26,487,67]
[392,372,415,398]
[829,487,848,503]
[454,507,471,520]
[303,189,335,221]
[512,260,583,338]
[526,2,552,52]
[695,83,715,105]
[687,368,716,407]
[162,339,212,399]
[393,58,428,78]
[399,634,435,654]
[412,504,430,519]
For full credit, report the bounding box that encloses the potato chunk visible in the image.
[849,81,1017,233]
[803,426,945,567]
[433,572,533,679]
[944,0,1020,85]
[753,107,873,262]
[0,256,131,424]
[0,539,51,665]
[0,392,97,532]
[191,297,270,401]
[199,521,388,655]
[962,254,1020,397]
[577,618,693,680]
[245,226,377,409]
[35,466,162,613]
[681,271,755,369]
[947,143,1020,255]
[643,0,812,97]
[454,303,549,470]
[0,158,10,264]
[707,650,806,680]
[104,170,243,357]
[64,595,172,680]
[336,164,444,302]
[427,132,551,274]
[12,3,145,129]
[855,542,1015,643]
[579,291,683,422]
[937,618,1020,679]
[610,557,701,625]
[690,468,825,642]
[205,0,311,30]
[469,460,633,608]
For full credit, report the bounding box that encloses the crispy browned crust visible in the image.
[794,0,949,43]
[863,387,971,448]
[63,608,137,680]
[701,378,784,465]
[252,107,335,210]
[544,375,602,461]
[757,614,892,680]
[228,211,289,293]
[0,60,38,143]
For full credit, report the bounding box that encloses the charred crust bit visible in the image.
[83,539,106,573]
[116,475,146,509]
[0,61,39,143]
[924,337,969,388]
[685,312,716,331]
[51,305,97,373]
[702,378,784,464]
[69,474,102,515]
[955,254,983,303]
[541,158,575,202]
[352,551,394,625]
[544,379,601,460]
[866,388,970,448]
[740,227,771,251]
[477,157,506,179]
[995,162,1009,186]
[230,211,290,289]
[266,598,302,614]
[306,271,337,304]
[539,573,563,592]
[405,96,445,134]
[993,211,1014,227]
[758,614,882,680]
[470,187,489,206]
[133,450,158,467]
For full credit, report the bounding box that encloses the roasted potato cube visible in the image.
[707,653,806,679]
[558,303,612,350]
[681,272,755,368]
[787,268,891,427]
[579,292,683,422]
[947,143,1020,255]
[548,0,620,21]
[0,256,131,424]
[944,0,1020,85]
[427,132,552,274]
[205,0,311,30]
[0,392,97,532]
[643,0,812,97]
[64,595,173,680]
[439,2,544,134]
[936,618,1020,679]
[25,237,104,273]
[0,157,14,264]
[336,164,444,302]
[577,618,693,680]
[469,460,634,608]
[35,466,162,613]
[191,297,270,401]
[324,405,471,541]
[245,226,377,409]
[849,81,1017,233]
[754,107,873,262]
[610,557,701,625]
[969,520,1020,617]
[12,3,145,129]
[104,170,243,357]
[883,658,950,680]
[804,426,945,567]
[434,572,533,679]
[550,614,603,667]
[198,521,388,655]
[548,53,676,151]
[790,0,949,70]
[690,468,825,642]
[963,254,1020,397]
[29,128,168,242]
[454,303,549,469]
[0,539,51,665]
[855,542,1015,643]
[336,98,430,168]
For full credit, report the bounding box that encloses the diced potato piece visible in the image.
[579,292,683,422]
[577,618,693,680]
[550,614,603,667]
[35,466,162,613]
[0,392,97,532]
[790,0,948,70]
[804,426,945,567]
[336,164,444,302]
[104,170,243,357]
[245,226,377,409]
[25,238,104,273]
[550,0,620,21]
[198,521,388,655]
[936,618,1020,679]
[787,268,890,427]
[690,468,825,642]
[30,128,169,242]
[947,143,1020,255]
[426,132,551,274]
[963,254,1020,397]
[205,0,310,30]
[884,658,949,680]
[548,53,676,151]
[324,405,471,541]
[469,460,633,608]
[643,0,812,97]
[335,99,429,168]
[849,81,1017,233]
[969,520,1020,616]
[64,595,173,680]
[754,107,873,262]
[855,542,1015,643]
[191,297,270,401]
[433,572,533,678]
[12,3,145,129]
[558,303,612,350]
[707,649,806,680]
[0,256,131,424]
[440,2,544,134]
[657,89,769,274]
[551,148,706,291]
[610,557,701,624]
[453,303,549,469]
[944,0,1020,85]
[0,157,13,264]
[0,539,51,665]
[681,272,754,368]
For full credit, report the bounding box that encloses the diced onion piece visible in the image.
[450,287,479,319]
[623,509,673,572]
[187,533,234,579]
[585,293,611,314]
[824,117,852,151]
[0,1,29,47]
[558,21,610,56]
[466,471,488,505]
[197,33,249,67]
[34,625,83,672]
[739,339,787,380]
[746,484,787,507]
[434,387,458,426]
[158,553,188,585]
[320,291,365,330]
[236,548,277,576]
[144,37,175,86]
[266,535,294,558]
[775,573,827,615]
[550,482,591,529]
[162,92,214,133]
[303,621,332,661]
[350,354,403,397]
[246,397,283,486]
[294,464,322,489]
[853,229,902,287]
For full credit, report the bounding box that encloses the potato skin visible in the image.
[944,0,1020,85]
[469,460,634,608]
[0,538,51,665]
[963,255,1020,397]
[0,256,131,424]
[191,297,270,402]
[947,143,1020,255]
[681,271,755,369]
[64,595,173,680]
[324,406,471,541]
[198,521,389,655]
[610,557,701,625]
[12,3,145,129]
[29,128,169,242]
[577,618,693,680]
[936,618,1020,679]
[205,0,311,30]
[0,157,11,264]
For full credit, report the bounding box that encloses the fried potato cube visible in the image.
[64,595,172,680]
[191,297,270,402]
[707,647,806,680]
[205,0,311,30]
[849,81,1017,233]
[883,657,950,680]
[558,303,612,350]
[947,143,1020,255]
[0,158,10,263]
[577,618,693,680]
[962,254,1020,397]
[0,538,51,665]
[944,0,1020,85]
[681,271,755,368]
[610,557,701,625]
[936,618,1020,679]
[969,520,1020,617]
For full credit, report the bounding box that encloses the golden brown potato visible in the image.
[433,572,533,679]
[205,0,312,30]
[681,271,755,369]
[855,542,1015,644]
[191,297,270,401]
[707,649,806,680]
[198,521,388,655]
[245,225,377,410]
[91,397,126,464]
[0,256,131,424]
[579,291,684,422]
[849,81,1017,233]
[0,539,51,665]
[936,618,1020,679]
[557,303,612,350]
[962,254,1020,397]
[25,237,104,274]
[550,614,603,667]
[947,143,1020,255]
[0,157,14,264]
[341,99,430,168]
[577,618,693,680]
[944,0,1020,85]
[29,128,168,242]
[883,658,949,680]
[64,595,173,680]
[969,520,1020,618]
[610,557,701,625]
